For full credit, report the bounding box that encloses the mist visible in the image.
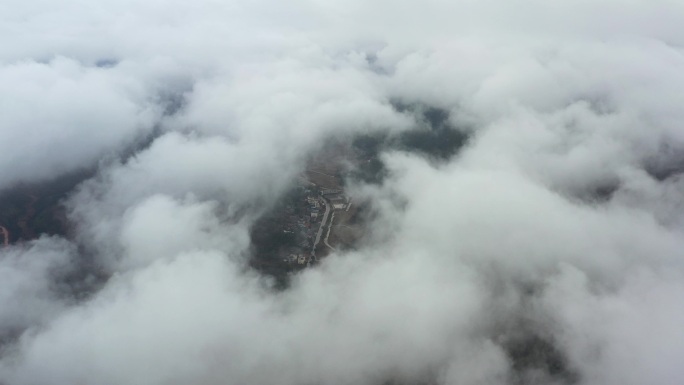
[1,1,684,385]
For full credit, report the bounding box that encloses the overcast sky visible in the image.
[1,1,684,385]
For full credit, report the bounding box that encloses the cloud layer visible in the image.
[1,1,684,385]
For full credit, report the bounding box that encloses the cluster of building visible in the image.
[306,196,322,220]
[278,188,328,266]
[272,185,352,269]
[322,189,350,211]
[287,253,309,265]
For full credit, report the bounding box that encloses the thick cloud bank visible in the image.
[1,1,684,384]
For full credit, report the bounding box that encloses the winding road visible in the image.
[310,197,332,259]
[323,212,336,251]
[308,169,337,179]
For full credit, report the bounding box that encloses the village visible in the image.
[249,144,364,278]
[282,186,351,267]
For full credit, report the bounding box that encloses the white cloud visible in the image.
[1,1,684,384]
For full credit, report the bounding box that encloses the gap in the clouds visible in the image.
[503,333,579,385]
[0,125,168,295]
[365,51,392,76]
[567,179,622,205]
[154,83,194,118]
[118,124,167,165]
[643,140,684,182]
[0,124,179,354]
[0,169,94,244]
[349,102,470,185]
[489,283,581,385]
[249,141,364,289]
[94,58,119,68]
[392,102,470,160]
[566,139,684,205]
[0,125,166,243]
[0,169,105,351]
[0,117,168,245]
[248,104,471,288]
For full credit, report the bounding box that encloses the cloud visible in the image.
[1,1,684,385]
[0,57,160,190]
[0,238,75,342]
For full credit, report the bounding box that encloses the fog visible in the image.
[1,1,684,384]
